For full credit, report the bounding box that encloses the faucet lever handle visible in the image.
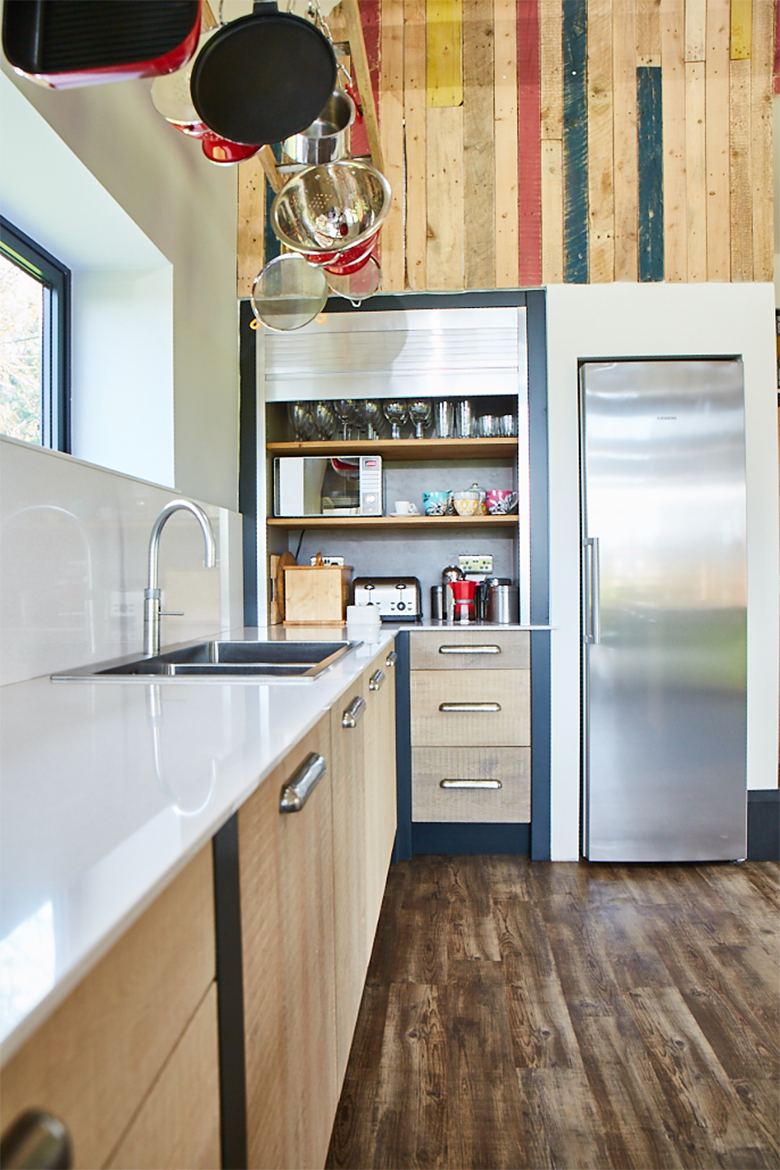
[159,610,184,617]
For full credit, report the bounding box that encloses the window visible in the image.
[0,217,70,451]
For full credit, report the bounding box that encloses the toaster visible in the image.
[353,577,422,621]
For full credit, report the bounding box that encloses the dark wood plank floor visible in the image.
[326,857,780,1170]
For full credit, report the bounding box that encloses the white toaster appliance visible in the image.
[352,577,422,621]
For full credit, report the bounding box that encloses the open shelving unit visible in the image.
[268,513,517,530]
[266,437,518,461]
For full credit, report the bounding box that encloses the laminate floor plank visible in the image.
[326,858,780,1170]
[447,858,502,963]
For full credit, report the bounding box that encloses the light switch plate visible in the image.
[458,554,493,574]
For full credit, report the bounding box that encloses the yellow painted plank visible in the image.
[685,60,707,279]
[463,0,495,288]
[729,56,752,279]
[684,0,707,61]
[613,0,639,281]
[426,104,465,288]
[705,0,731,279]
[493,0,518,287]
[404,0,428,290]
[541,139,564,283]
[587,0,614,281]
[540,0,563,139]
[427,0,463,106]
[380,0,406,292]
[661,0,687,281]
[237,155,266,299]
[730,0,752,59]
[637,0,662,65]
[750,0,773,280]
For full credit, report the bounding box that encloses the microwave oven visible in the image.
[274,456,383,517]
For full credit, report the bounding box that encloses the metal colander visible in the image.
[270,162,391,256]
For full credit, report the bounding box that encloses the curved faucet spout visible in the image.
[144,498,217,657]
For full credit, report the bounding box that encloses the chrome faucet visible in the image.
[144,499,217,657]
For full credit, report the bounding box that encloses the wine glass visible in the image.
[362,400,383,439]
[314,400,336,440]
[334,399,355,441]
[383,400,407,439]
[409,399,432,439]
[288,401,315,440]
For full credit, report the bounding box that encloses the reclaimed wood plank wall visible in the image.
[236,0,774,296]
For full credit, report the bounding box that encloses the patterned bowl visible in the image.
[485,489,518,515]
[422,491,451,516]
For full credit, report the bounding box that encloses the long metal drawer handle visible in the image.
[438,701,501,713]
[438,644,501,655]
[385,650,398,667]
[342,695,366,728]
[440,779,503,790]
[0,1110,72,1170]
[369,668,385,691]
[279,752,327,813]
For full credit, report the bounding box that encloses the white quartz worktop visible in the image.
[0,626,395,1065]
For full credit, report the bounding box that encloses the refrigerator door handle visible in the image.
[582,537,601,644]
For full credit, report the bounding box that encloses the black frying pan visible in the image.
[190,1,336,146]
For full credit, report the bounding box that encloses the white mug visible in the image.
[393,500,419,515]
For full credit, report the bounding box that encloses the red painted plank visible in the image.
[350,0,383,157]
[517,0,542,285]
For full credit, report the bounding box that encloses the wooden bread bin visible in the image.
[283,557,353,625]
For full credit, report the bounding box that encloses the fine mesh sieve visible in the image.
[250,254,328,332]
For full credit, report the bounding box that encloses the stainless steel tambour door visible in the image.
[580,360,747,862]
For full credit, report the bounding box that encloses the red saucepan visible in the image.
[2,0,200,89]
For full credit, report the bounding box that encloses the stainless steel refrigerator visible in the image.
[580,359,747,862]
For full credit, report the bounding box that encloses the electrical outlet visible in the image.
[458,555,493,574]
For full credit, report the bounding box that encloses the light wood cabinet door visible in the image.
[108,984,220,1170]
[0,847,217,1170]
[239,712,338,1170]
[412,746,531,823]
[409,628,530,670]
[329,685,369,1089]
[363,646,397,947]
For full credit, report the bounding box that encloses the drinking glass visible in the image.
[456,399,473,439]
[383,400,407,439]
[501,414,517,438]
[288,401,315,440]
[408,399,432,439]
[434,400,454,438]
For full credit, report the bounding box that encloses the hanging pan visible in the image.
[190,1,336,147]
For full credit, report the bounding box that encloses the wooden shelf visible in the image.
[265,438,518,461]
[267,514,518,530]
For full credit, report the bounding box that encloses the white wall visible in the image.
[546,283,779,860]
[0,45,239,509]
[0,436,243,686]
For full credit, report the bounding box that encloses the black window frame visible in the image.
[0,215,71,452]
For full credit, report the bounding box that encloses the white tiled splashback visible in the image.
[1,438,243,686]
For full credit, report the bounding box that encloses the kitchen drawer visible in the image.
[412,746,530,823]
[410,628,529,671]
[410,669,530,747]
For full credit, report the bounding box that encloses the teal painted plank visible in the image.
[637,66,664,282]
[562,0,588,283]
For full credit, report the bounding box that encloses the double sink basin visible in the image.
[52,640,360,682]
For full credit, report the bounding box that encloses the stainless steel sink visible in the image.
[52,640,361,682]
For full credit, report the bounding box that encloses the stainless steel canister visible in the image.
[430,585,445,620]
[487,583,519,624]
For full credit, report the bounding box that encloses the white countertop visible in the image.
[0,626,395,1065]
